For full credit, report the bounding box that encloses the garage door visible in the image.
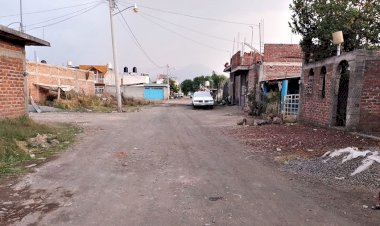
[144,87,164,100]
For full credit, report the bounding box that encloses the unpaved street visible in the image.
[5,101,369,225]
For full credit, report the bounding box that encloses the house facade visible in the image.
[224,44,303,113]
[0,25,49,118]
[299,50,380,133]
[79,65,108,95]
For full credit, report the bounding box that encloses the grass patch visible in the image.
[51,92,156,112]
[0,116,80,176]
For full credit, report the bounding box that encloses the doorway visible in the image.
[336,61,350,126]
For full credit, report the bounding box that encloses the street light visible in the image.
[108,1,138,112]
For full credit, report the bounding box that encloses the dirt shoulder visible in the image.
[225,119,380,225]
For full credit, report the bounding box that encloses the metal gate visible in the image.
[144,87,164,100]
[283,94,300,116]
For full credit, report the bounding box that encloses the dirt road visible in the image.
[6,100,367,225]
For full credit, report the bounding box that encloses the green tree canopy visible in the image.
[169,78,179,93]
[180,79,194,95]
[289,0,380,62]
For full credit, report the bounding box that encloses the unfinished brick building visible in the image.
[0,25,49,118]
[224,44,303,112]
[300,50,380,133]
[27,62,95,103]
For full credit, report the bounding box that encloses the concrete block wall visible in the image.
[0,39,26,118]
[27,62,95,102]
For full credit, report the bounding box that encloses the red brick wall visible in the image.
[264,44,302,62]
[262,44,302,81]
[27,62,95,102]
[300,65,334,126]
[231,51,255,69]
[359,59,380,132]
[0,40,26,118]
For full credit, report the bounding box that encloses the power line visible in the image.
[0,1,101,18]
[27,3,102,28]
[118,1,256,26]
[27,3,103,31]
[141,11,234,43]
[116,7,166,69]
[139,13,229,53]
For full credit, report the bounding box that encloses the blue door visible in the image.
[144,87,164,100]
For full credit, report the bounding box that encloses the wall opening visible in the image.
[320,66,326,99]
[306,68,314,95]
[335,61,350,127]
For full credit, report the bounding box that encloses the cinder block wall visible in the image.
[0,39,26,118]
[27,62,95,102]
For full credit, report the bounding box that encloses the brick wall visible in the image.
[359,58,380,132]
[27,62,95,103]
[262,44,302,81]
[299,50,380,133]
[0,39,26,118]
[299,64,334,127]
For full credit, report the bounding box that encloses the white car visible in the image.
[192,91,214,109]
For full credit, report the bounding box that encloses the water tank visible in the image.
[41,60,47,64]
[205,81,210,87]
[67,60,73,67]
[107,62,113,69]
[133,67,137,73]
[124,67,128,73]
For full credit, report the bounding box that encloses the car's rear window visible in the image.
[193,92,211,97]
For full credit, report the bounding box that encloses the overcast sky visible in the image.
[0,0,300,81]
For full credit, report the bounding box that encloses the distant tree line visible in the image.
[180,72,228,96]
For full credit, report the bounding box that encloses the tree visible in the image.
[180,79,194,95]
[192,75,210,91]
[210,72,228,90]
[289,0,380,62]
[169,78,179,93]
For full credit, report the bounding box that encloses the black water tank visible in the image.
[133,67,137,73]
[124,67,128,73]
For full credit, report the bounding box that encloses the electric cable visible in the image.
[27,3,103,31]
[140,11,233,43]
[118,1,256,26]
[139,13,229,53]
[116,6,166,69]
[0,1,101,18]
[27,2,103,27]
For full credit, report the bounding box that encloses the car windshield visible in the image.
[193,92,211,97]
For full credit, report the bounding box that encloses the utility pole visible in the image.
[167,64,170,99]
[108,0,122,112]
[20,0,24,32]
